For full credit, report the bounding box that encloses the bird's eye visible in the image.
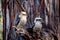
[22,14,26,15]
[36,19,41,21]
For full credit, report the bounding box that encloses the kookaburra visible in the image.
[33,17,42,33]
[17,11,27,28]
[13,11,27,33]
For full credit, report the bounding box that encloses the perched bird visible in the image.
[33,16,42,33]
[17,11,27,28]
[13,11,27,33]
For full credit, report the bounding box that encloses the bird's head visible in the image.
[34,17,42,24]
[19,11,27,18]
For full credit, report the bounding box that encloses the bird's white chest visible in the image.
[21,17,27,22]
[20,17,27,25]
[35,22,41,27]
[33,22,42,32]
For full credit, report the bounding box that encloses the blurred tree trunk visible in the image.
[2,0,7,40]
[55,0,59,40]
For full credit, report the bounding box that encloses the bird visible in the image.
[33,16,42,33]
[17,11,27,28]
[13,11,27,34]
